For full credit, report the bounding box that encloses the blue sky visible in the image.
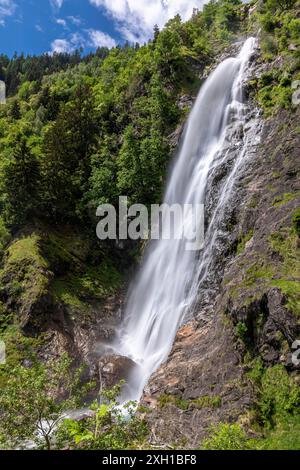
[0,0,219,57]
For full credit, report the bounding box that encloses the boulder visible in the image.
[98,354,137,390]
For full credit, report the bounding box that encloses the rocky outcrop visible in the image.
[99,355,136,390]
[0,223,128,389]
[141,320,254,448]
[140,64,300,448]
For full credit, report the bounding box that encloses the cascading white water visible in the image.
[114,38,258,402]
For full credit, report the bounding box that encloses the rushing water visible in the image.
[113,38,259,402]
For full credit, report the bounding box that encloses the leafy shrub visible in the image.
[0,354,90,450]
[235,321,248,342]
[254,415,300,450]
[58,383,149,450]
[258,365,300,425]
[261,34,278,57]
[192,395,222,409]
[292,208,300,237]
[201,423,250,450]
[158,394,190,410]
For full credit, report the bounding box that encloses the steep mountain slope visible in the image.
[0,0,299,451]
[141,103,300,448]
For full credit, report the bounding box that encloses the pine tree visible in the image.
[3,135,40,227]
[153,24,160,44]
[41,83,97,221]
[10,99,21,120]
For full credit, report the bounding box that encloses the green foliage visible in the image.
[51,259,123,308]
[40,83,97,221]
[253,414,300,450]
[192,395,222,409]
[201,423,251,450]
[268,227,300,316]
[257,81,292,115]
[246,360,300,449]
[158,393,190,410]
[158,393,221,411]
[258,365,300,425]
[292,207,300,237]
[57,382,149,450]
[201,362,300,450]
[0,216,10,254]
[1,133,40,228]
[236,229,254,255]
[253,0,299,114]
[272,191,300,206]
[235,321,248,341]
[0,354,89,450]
[0,0,245,232]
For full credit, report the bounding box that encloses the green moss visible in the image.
[6,234,48,268]
[270,280,300,316]
[200,370,300,449]
[236,229,254,255]
[268,228,300,315]
[244,264,275,287]
[0,324,42,387]
[246,357,265,385]
[270,228,299,275]
[158,394,190,411]
[229,226,299,317]
[292,207,300,237]
[192,395,221,410]
[51,279,86,309]
[158,393,221,411]
[247,194,259,209]
[51,259,123,309]
[272,191,300,207]
[42,231,90,269]
[253,415,300,450]
[0,217,10,255]
[235,321,248,342]
[0,234,51,315]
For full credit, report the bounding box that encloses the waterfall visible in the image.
[113,38,259,402]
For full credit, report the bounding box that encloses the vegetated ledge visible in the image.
[0,222,126,383]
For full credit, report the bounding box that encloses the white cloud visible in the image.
[35,24,43,32]
[51,38,70,53]
[87,29,116,49]
[56,18,67,27]
[67,15,82,26]
[89,0,210,42]
[0,0,16,26]
[50,0,64,9]
[50,29,116,54]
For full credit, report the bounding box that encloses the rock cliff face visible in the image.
[139,57,300,447]
[0,223,128,390]
[0,30,299,448]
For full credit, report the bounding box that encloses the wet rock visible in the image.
[168,123,185,149]
[288,44,298,52]
[177,94,194,111]
[98,355,137,390]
